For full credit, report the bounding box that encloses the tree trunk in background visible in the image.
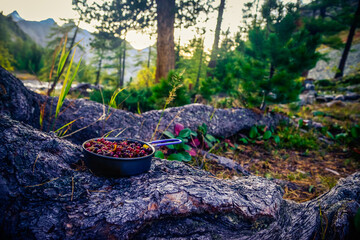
[147,45,151,68]
[207,0,226,70]
[334,0,360,79]
[269,63,275,80]
[118,53,122,88]
[195,38,204,90]
[175,30,181,68]
[253,0,260,27]
[95,57,102,85]
[155,0,175,82]
[121,40,126,87]
[319,6,326,18]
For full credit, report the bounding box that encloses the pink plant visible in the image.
[190,138,200,147]
[186,148,197,156]
[224,139,235,148]
[174,123,184,136]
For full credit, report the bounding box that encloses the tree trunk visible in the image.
[47,24,80,96]
[320,6,326,18]
[117,48,123,88]
[334,0,360,79]
[269,63,275,79]
[254,0,260,26]
[147,45,151,68]
[120,40,126,87]
[0,113,359,239]
[207,0,226,70]
[155,0,175,82]
[195,38,204,90]
[95,57,102,86]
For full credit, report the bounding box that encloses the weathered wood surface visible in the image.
[0,66,287,145]
[200,150,251,176]
[0,114,359,240]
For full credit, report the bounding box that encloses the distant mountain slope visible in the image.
[7,11,149,82]
[9,10,23,22]
[9,11,94,62]
[1,12,30,42]
[0,12,43,73]
[16,18,56,48]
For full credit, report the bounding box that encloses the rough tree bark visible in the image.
[0,114,359,239]
[155,0,175,82]
[0,66,287,145]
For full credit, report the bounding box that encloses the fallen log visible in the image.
[0,66,287,145]
[0,114,359,239]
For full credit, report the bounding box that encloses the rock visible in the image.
[324,95,335,102]
[0,66,43,128]
[334,94,345,101]
[326,100,346,108]
[308,43,360,80]
[299,91,316,105]
[69,83,99,97]
[0,66,288,145]
[310,121,324,129]
[316,95,335,103]
[303,78,315,86]
[345,84,360,90]
[345,92,360,101]
[0,114,359,239]
[316,96,327,103]
[304,83,315,91]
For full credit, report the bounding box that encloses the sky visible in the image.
[0,0,306,50]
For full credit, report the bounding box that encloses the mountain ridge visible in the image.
[7,11,149,83]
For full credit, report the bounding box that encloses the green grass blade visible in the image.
[55,48,77,119]
[56,36,68,76]
[57,51,70,77]
[64,56,82,102]
[109,88,125,108]
[54,118,79,134]
[56,38,82,78]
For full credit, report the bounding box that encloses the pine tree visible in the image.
[73,0,213,83]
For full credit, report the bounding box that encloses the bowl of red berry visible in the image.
[82,137,181,177]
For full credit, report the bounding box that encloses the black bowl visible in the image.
[82,137,155,177]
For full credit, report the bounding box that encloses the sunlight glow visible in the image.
[0,0,311,50]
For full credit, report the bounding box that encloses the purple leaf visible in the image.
[174,123,184,136]
[190,138,200,147]
[186,148,197,156]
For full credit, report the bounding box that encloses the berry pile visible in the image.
[84,138,153,158]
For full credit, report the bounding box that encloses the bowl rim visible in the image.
[82,137,155,161]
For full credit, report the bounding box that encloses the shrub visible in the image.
[277,126,319,150]
[315,79,335,87]
[342,71,360,85]
[90,87,154,113]
[150,71,191,109]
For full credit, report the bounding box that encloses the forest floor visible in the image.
[197,101,360,202]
